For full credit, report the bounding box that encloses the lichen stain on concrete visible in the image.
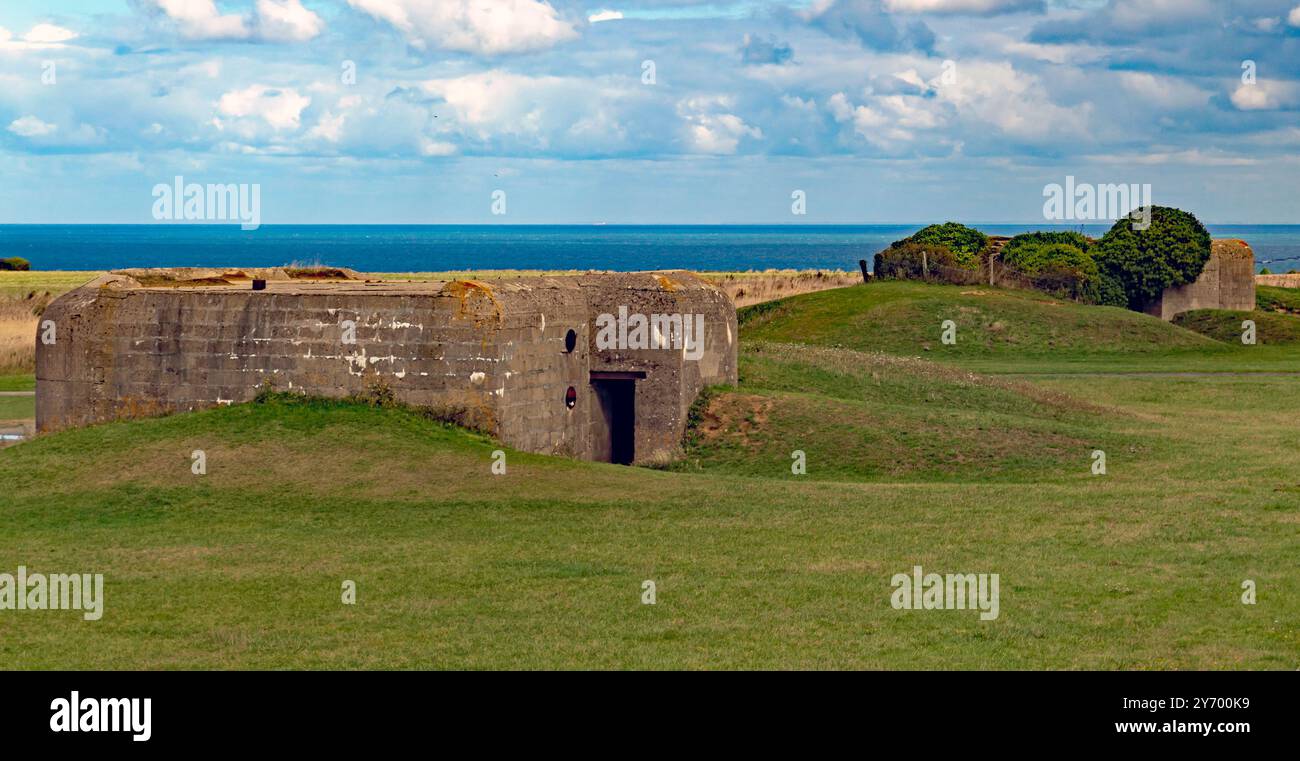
[654,274,679,292]
[445,280,504,328]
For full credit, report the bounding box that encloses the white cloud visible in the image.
[1231,80,1298,111]
[933,60,1091,140]
[347,0,579,55]
[884,0,1041,14]
[8,115,57,137]
[828,91,934,147]
[424,71,569,130]
[1117,72,1208,109]
[25,24,78,44]
[1290,6,1300,27]
[256,0,325,42]
[419,138,457,156]
[0,23,80,50]
[1088,148,1261,167]
[217,85,312,130]
[146,0,324,42]
[1001,40,1107,65]
[677,96,762,154]
[412,70,658,156]
[150,0,250,40]
[6,119,104,147]
[308,111,347,142]
[588,10,623,23]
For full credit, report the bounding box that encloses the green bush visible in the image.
[1091,271,1129,307]
[0,257,31,271]
[1259,267,1272,275]
[1092,206,1211,311]
[891,223,987,268]
[873,241,961,281]
[1002,231,1091,260]
[999,234,1104,302]
[1002,241,1096,277]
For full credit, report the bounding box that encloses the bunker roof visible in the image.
[94,267,719,297]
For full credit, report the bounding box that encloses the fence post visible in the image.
[858,259,870,283]
[922,251,928,279]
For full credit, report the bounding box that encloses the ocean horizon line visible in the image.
[5,223,1299,273]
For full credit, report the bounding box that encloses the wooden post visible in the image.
[922,251,928,279]
[858,259,870,283]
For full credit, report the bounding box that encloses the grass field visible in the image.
[1256,285,1300,314]
[1174,309,1300,345]
[0,280,1297,669]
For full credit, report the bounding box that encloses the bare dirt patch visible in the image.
[695,393,773,449]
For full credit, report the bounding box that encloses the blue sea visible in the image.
[3,224,1299,273]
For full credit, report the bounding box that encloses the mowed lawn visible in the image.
[0,281,1297,669]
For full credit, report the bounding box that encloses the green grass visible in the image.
[0,374,34,392]
[0,394,34,423]
[0,282,1297,669]
[0,271,100,298]
[741,282,1219,359]
[1256,285,1300,314]
[741,281,1300,374]
[1173,309,1300,345]
[674,341,1134,483]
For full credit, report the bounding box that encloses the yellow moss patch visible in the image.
[654,274,679,292]
[444,280,505,335]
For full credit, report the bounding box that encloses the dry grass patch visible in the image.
[0,296,43,374]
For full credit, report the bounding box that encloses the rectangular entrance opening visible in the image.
[590,372,642,465]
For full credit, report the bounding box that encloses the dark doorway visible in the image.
[591,376,637,465]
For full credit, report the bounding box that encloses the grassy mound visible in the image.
[2,286,1298,668]
[1173,309,1300,345]
[740,282,1218,364]
[677,342,1130,482]
[1,375,1296,669]
[1257,285,1300,314]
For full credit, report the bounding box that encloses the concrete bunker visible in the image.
[1144,239,1257,320]
[35,268,738,464]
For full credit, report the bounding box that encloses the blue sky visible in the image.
[0,0,1297,224]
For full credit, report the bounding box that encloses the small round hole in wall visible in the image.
[565,386,577,409]
[564,329,577,353]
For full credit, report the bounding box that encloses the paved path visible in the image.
[0,391,35,397]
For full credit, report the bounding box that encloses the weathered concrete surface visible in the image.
[1256,273,1300,288]
[36,269,737,464]
[1146,239,1256,320]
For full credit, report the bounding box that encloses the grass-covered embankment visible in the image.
[0,279,1296,669]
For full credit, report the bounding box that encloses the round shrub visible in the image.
[1002,241,1097,278]
[873,241,959,280]
[1092,206,1211,311]
[891,223,987,268]
[1002,231,1091,260]
[1091,271,1128,307]
[0,257,31,271]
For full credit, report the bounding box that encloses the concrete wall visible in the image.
[1257,274,1300,288]
[580,271,737,463]
[35,269,737,464]
[1145,239,1256,320]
